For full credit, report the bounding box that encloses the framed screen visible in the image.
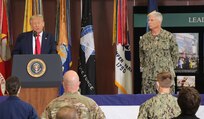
[177,75,195,88]
[173,33,199,73]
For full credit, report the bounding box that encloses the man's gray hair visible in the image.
[148,11,163,23]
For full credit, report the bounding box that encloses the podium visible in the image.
[12,54,63,116]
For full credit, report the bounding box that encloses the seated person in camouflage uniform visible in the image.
[137,72,181,119]
[172,87,201,119]
[41,70,105,119]
[56,106,79,119]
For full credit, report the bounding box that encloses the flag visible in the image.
[148,0,158,14]
[78,0,96,95]
[0,73,5,96]
[55,0,72,95]
[112,0,117,44]
[114,0,132,94]
[23,0,32,32]
[0,0,12,95]
[146,0,158,31]
[33,0,43,15]
[23,0,43,32]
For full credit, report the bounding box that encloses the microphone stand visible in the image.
[33,31,37,54]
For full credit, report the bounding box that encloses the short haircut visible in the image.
[157,72,173,88]
[30,14,44,22]
[6,76,21,95]
[178,87,201,115]
[148,11,163,23]
[56,106,78,119]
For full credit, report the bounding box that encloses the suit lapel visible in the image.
[41,32,47,54]
[28,32,33,54]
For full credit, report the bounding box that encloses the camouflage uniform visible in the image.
[41,92,105,119]
[139,29,179,94]
[137,93,181,119]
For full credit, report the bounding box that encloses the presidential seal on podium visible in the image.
[27,58,46,78]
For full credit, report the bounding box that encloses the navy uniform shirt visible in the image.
[0,96,38,119]
[138,93,181,119]
[139,29,179,94]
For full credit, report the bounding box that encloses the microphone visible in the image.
[33,31,37,37]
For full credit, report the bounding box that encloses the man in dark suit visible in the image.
[12,14,57,55]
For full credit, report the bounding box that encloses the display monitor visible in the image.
[173,33,199,73]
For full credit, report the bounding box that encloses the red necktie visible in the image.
[35,34,41,54]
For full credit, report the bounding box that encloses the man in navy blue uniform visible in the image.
[0,76,38,119]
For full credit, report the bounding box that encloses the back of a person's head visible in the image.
[157,72,173,88]
[63,70,80,93]
[6,76,21,96]
[56,106,79,119]
[178,87,201,115]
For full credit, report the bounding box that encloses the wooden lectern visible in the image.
[12,54,63,116]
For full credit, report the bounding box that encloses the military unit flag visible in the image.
[114,0,133,94]
[55,0,72,95]
[0,0,12,95]
[78,0,96,95]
